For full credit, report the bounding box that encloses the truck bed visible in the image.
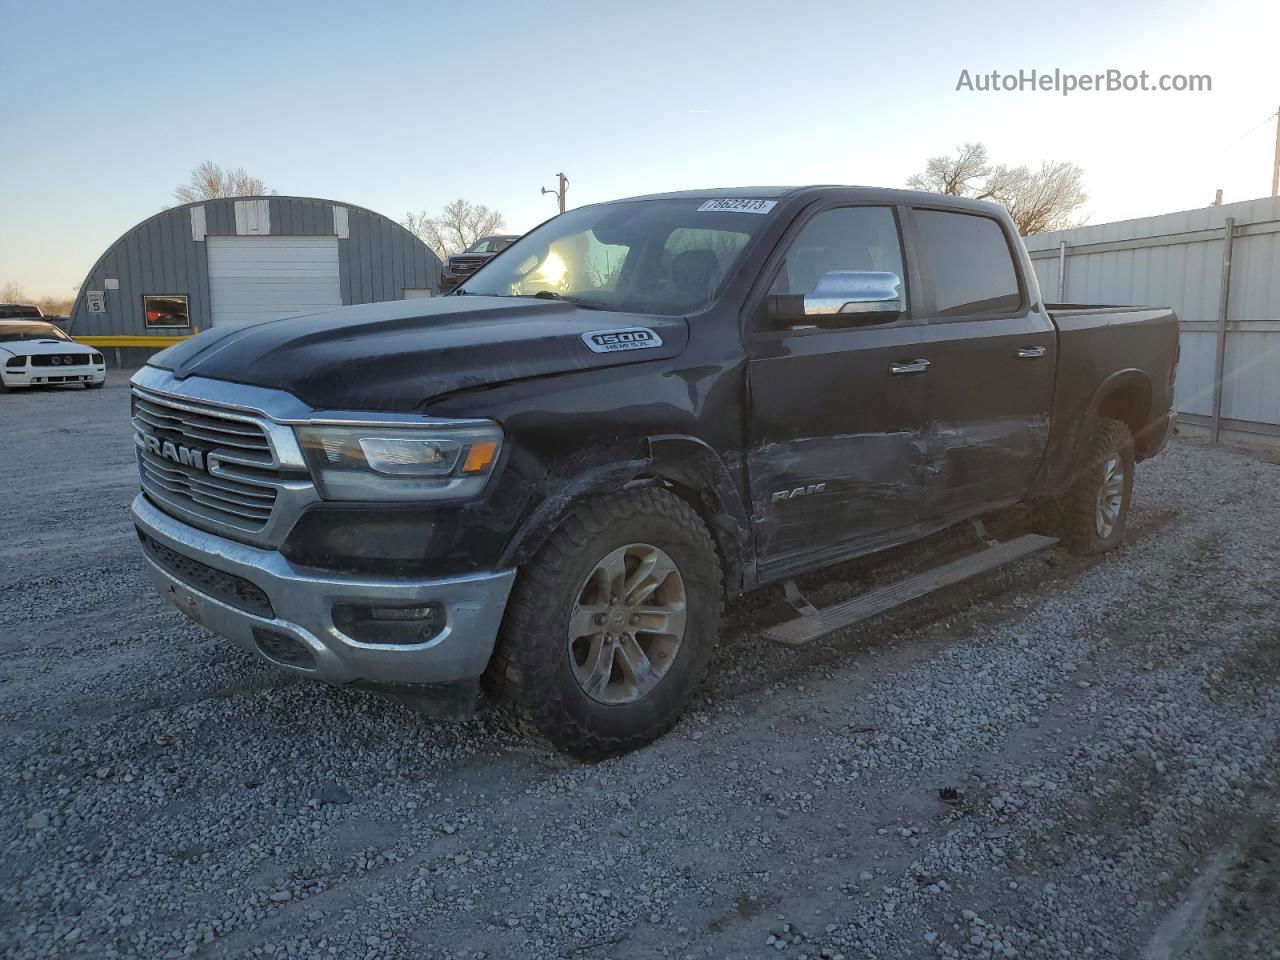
[1034,303,1180,494]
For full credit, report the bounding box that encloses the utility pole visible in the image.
[1272,106,1280,197]
[541,172,569,214]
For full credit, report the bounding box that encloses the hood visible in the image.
[148,296,689,412]
[0,338,95,356]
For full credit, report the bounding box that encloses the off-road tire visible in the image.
[1054,417,1135,555]
[486,487,722,760]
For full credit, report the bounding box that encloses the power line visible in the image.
[1227,109,1279,147]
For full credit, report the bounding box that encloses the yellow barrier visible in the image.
[73,335,194,348]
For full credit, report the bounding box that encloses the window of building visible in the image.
[912,210,1021,317]
[143,295,191,328]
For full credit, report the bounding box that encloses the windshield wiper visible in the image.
[528,291,608,311]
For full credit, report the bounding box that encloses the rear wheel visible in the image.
[486,487,722,760]
[1053,417,1135,555]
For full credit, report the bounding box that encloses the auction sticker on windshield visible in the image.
[581,328,664,353]
[696,198,777,214]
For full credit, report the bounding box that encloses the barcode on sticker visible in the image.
[696,198,777,215]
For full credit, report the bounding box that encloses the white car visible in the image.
[0,320,107,393]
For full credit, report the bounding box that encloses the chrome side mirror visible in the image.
[766,270,904,328]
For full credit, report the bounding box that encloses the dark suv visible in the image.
[439,235,521,292]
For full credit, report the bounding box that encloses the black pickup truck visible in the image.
[438,234,522,293]
[130,186,1178,758]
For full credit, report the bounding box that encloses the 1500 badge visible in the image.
[581,327,664,354]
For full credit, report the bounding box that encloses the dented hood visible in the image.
[148,296,689,412]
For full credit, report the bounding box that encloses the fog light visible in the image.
[332,602,444,645]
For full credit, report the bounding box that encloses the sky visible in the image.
[1,0,1278,299]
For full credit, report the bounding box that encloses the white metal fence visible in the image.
[1024,196,1280,446]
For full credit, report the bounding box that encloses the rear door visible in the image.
[903,207,1056,522]
[746,204,932,576]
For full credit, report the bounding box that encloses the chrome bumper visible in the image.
[131,494,516,685]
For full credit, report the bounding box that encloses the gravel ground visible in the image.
[2,371,1278,960]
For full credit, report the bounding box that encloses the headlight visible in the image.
[294,421,502,502]
[5,355,24,369]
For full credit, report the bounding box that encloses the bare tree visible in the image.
[401,199,506,259]
[907,143,1087,235]
[988,160,1089,236]
[1,281,27,303]
[174,162,271,204]
[907,142,993,198]
[35,294,76,316]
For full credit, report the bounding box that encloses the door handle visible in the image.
[1016,346,1047,359]
[889,359,930,376]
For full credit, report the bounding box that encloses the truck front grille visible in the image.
[132,388,286,534]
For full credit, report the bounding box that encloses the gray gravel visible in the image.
[2,370,1278,960]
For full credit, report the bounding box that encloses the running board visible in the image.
[761,533,1058,647]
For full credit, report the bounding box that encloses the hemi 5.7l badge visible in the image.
[581,327,664,354]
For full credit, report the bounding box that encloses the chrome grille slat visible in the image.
[140,454,276,507]
[133,408,271,453]
[133,393,267,435]
[133,395,272,447]
[133,402,266,441]
[138,457,276,511]
[140,470,272,522]
[132,387,285,534]
[140,478,267,531]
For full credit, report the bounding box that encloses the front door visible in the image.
[746,205,933,578]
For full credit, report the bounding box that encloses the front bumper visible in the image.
[1,363,106,387]
[132,494,516,685]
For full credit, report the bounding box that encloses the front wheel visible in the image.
[1054,417,1135,555]
[486,487,722,760]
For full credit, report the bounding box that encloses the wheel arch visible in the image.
[498,435,752,597]
[1067,369,1151,474]
[1090,369,1153,440]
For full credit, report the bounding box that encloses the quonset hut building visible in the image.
[68,196,441,364]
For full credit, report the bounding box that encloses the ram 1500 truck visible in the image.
[130,186,1178,759]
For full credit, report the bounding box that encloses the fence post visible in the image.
[1210,217,1235,444]
[1056,241,1067,302]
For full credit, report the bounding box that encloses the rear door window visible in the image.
[912,209,1021,317]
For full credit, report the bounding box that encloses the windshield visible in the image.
[464,236,516,254]
[456,199,772,316]
[0,322,71,342]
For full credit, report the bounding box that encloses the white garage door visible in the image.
[206,236,341,328]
